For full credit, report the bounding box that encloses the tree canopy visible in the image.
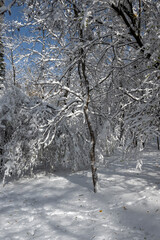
[0,0,159,191]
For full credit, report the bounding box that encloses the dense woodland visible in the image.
[0,0,159,192]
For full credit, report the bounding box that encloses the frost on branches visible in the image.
[0,86,91,185]
[0,0,159,191]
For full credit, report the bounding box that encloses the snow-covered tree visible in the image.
[1,0,159,191]
[16,0,158,190]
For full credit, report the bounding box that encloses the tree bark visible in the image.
[72,1,98,192]
[84,103,98,193]
[157,137,160,150]
[0,2,5,85]
[81,57,98,193]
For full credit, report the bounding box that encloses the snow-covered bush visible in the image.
[96,121,119,165]
[0,87,49,183]
[0,85,91,184]
[42,115,91,172]
[0,86,29,176]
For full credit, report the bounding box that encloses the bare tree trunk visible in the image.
[157,137,160,150]
[73,2,98,192]
[81,58,98,193]
[84,102,98,193]
[0,1,5,86]
[11,48,16,85]
[138,0,142,37]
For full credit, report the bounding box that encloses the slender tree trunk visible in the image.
[84,102,98,193]
[0,3,5,86]
[157,137,160,150]
[73,2,98,192]
[81,58,98,193]
[138,0,141,38]
[11,48,16,85]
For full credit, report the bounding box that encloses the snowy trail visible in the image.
[0,146,160,240]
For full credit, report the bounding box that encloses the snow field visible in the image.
[0,146,160,240]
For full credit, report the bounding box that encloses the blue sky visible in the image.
[5,0,23,22]
[4,1,28,37]
[3,1,58,84]
[4,1,41,62]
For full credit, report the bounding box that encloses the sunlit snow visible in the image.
[0,144,160,240]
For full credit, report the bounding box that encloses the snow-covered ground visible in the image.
[0,145,160,240]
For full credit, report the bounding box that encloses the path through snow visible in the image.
[0,145,160,240]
